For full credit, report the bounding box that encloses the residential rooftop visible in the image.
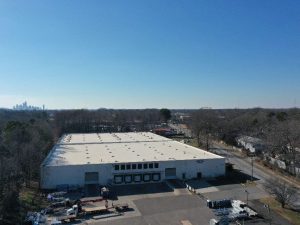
[42,132,223,166]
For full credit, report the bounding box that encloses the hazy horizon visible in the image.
[1,100,299,111]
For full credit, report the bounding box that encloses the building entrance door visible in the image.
[197,172,202,179]
[165,168,176,179]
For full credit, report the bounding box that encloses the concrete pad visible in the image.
[203,186,269,201]
[165,180,189,195]
[185,180,219,194]
[197,186,219,194]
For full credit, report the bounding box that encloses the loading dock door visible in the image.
[124,175,132,183]
[114,175,123,184]
[152,173,161,181]
[133,174,142,183]
[143,174,151,182]
[165,168,176,179]
[85,172,99,184]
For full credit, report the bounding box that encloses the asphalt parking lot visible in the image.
[92,194,215,225]
[83,181,292,225]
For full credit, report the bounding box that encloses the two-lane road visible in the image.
[211,144,271,183]
[211,143,300,208]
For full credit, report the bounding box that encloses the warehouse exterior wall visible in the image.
[157,158,225,180]
[41,164,113,189]
[41,158,225,189]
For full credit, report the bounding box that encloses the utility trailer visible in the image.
[66,200,129,219]
[55,214,76,223]
[81,205,109,215]
[67,200,110,217]
[80,196,104,204]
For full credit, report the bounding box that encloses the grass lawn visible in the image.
[260,197,300,225]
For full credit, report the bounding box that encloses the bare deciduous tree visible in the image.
[265,178,297,208]
[264,119,300,174]
[190,109,218,149]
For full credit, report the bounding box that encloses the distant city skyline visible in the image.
[0,1,299,109]
[12,101,44,111]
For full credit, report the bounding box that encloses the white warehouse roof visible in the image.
[43,132,223,166]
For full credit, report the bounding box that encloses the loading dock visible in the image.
[152,173,161,181]
[114,175,123,184]
[124,175,132,183]
[143,174,151,182]
[133,174,142,183]
[113,173,162,184]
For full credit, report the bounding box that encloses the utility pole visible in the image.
[251,156,254,182]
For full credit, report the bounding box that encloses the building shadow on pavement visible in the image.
[108,182,173,200]
[207,169,259,186]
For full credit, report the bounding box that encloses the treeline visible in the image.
[189,108,300,173]
[189,108,300,144]
[54,109,164,135]
[0,111,54,225]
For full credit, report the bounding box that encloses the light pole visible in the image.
[264,204,271,225]
[244,189,249,205]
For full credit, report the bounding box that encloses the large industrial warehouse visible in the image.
[41,132,225,189]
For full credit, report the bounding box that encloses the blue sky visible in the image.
[0,0,299,109]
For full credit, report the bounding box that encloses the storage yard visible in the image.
[25,179,294,225]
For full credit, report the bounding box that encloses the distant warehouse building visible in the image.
[41,132,225,189]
